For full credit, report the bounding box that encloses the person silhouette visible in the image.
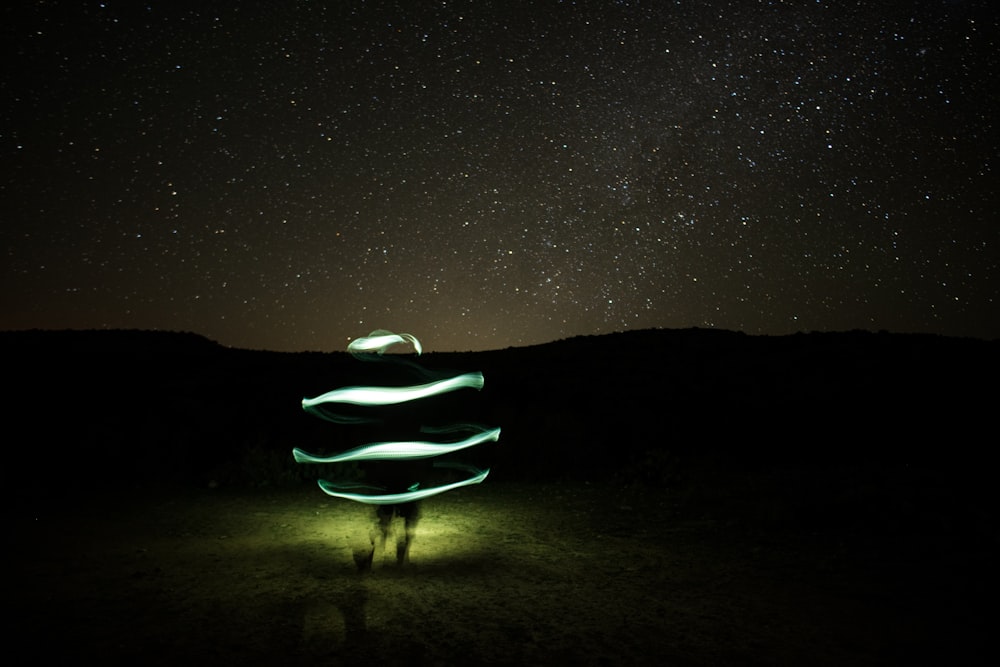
[358,458,425,571]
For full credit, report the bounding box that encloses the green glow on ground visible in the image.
[15,481,972,665]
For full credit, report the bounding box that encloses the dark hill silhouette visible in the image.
[2,327,996,500]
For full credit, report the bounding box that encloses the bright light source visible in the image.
[293,330,499,504]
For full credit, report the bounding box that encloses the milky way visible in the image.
[2,1,997,351]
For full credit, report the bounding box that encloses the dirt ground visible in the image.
[9,479,993,666]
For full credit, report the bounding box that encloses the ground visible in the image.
[10,479,993,666]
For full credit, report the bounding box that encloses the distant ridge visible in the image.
[2,327,995,494]
[2,325,993,357]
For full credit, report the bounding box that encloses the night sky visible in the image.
[2,1,997,352]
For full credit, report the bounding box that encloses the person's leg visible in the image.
[364,504,394,569]
[396,501,420,564]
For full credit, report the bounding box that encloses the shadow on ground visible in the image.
[9,479,996,666]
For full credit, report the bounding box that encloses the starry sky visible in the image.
[2,1,997,352]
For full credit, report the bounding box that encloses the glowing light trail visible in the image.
[293,330,499,505]
[347,331,422,355]
[301,372,484,408]
[316,468,490,504]
[292,427,501,463]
